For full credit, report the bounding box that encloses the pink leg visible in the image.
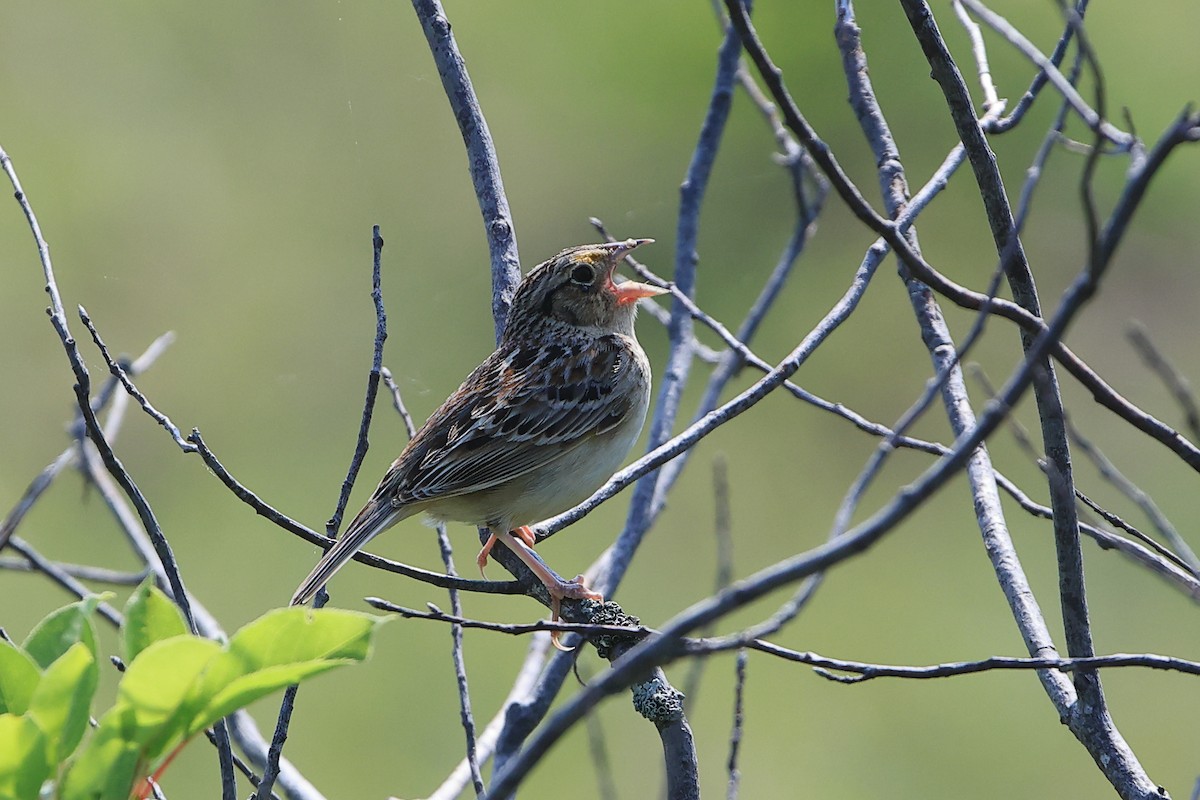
[513,524,537,548]
[490,527,603,651]
[477,526,538,577]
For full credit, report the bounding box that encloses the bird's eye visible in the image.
[570,264,594,285]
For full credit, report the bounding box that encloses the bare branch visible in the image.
[409,0,521,340]
[601,3,746,596]
[723,642,1200,683]
[897,4,1166,794]
[80,308,196,453]
[951,0,1001,111]
[958,0,1134,149]
[989,0,1088,132]
[0,556,148,586]
[4,536,124,627]
[723,0,1200,475]
[726,650,748,800]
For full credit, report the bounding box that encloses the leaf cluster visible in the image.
[0,583,381,799]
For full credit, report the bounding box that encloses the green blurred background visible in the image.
[2,1,1199,797]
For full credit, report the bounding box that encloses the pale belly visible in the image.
[425,395,649,531]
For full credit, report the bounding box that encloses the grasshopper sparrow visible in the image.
[291,239,664,642]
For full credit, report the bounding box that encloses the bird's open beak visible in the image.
[612,279,669,305]
[601,238,669,305]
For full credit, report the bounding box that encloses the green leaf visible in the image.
[122,580,188,664]
[0,641,41,715]
[21,595,105,669]
[0,714,51,800]
[189,660,350,738]
[59,710,142,800]
[26,642,98,764]
[115,636,220,762]
[52,607,381,796]
[186,607,380,739]
[224,607,379,669]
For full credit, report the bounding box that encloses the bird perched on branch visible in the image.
[291,239,665,647]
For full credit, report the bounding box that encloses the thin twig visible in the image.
[951,0,1000,111]
[1067,419,1199,570]
[0,556,148,585]
[989,0,1088,133]
[80,309,196,453]
[425,634,550,800]
[958,0,1133,149]
[366,597,651,640]
[681,456,736,712]
[726,642,1200,682]
[1127,321,1200,443]
[436,522,485,798]
[256,227,388,800]
[726,650,748,800]
[971,366,1197,580]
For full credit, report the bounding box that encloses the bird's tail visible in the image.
[290,500,407,606]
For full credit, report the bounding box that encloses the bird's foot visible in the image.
[546,574,604,652]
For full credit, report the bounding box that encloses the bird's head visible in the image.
[505,239,666,339]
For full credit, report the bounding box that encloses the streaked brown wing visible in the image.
[375,335,639,506]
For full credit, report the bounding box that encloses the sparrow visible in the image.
[291,239,665,645]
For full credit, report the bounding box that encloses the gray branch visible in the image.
[410,0,521,340]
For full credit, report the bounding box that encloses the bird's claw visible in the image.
[547,574,604,652]
[475,533,497,578]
